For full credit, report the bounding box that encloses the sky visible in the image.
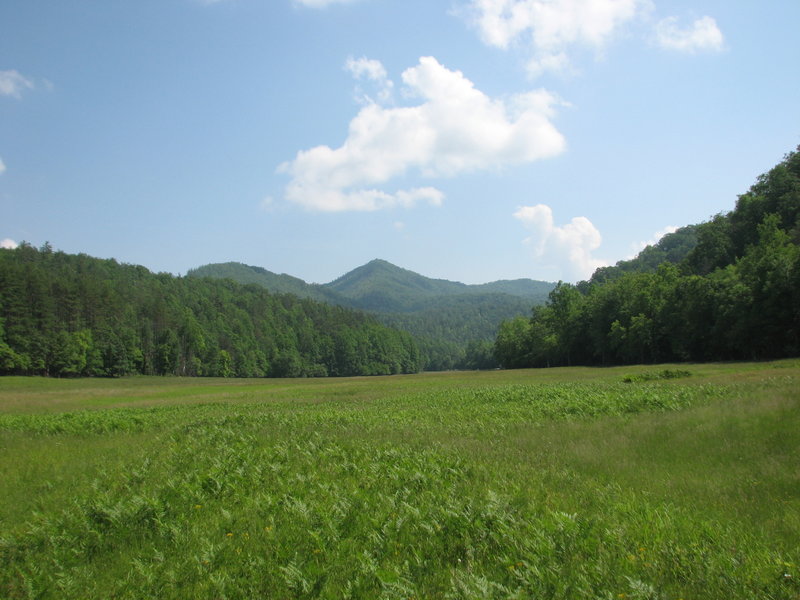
[1,0,799,285]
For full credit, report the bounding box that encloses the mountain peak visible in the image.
[324,259,468,311]
[190,258,555,313]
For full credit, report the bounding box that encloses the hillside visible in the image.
[186,262,341,305]
[588,224,699,285]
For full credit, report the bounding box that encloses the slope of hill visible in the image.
[471,278,556,299]
[588,225,699,285]
[186,262,341,305]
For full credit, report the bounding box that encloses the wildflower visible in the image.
[194,504,202,510]
[226,532,234,538]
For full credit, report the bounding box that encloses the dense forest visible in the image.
[495,146,800,368]
[0,248,421,378]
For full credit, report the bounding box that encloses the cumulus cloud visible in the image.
[345,56,394,104]
[655,16,724,53]
[515,204,608,281]
[1,239,18,250]
[280,56,566,212]
[0,70,35,98]
[463,0,648,75]
[461,1,726,73]
[0,158,5,175]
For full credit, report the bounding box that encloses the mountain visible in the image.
[188,259,556,369]
[325,259,468,312]
[325,259,554,312]
[190,258,554,312]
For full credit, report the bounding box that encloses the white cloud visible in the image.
[515,204,608,281]
[280,56,566,212]
[1,239,18,250]
[345,56,387,82]
[345,56,394,104]
[655,16,724,53]
[463,0,649,75]
[627,224,677,258]
[0,158,5,175]
[0,70,35,98]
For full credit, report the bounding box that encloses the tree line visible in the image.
[495,146,800,368]
[0,247,421,378]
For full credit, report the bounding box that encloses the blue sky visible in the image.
[1,0,798,284]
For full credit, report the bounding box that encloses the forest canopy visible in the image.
[0,248,421,378]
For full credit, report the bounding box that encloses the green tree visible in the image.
[494,317,533,369]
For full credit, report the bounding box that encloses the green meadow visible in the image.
[1,362,798,599]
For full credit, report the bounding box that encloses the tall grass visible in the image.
[1,361,798,598]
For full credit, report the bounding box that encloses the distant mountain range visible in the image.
[187,259,556,369]
[188,259,554,312]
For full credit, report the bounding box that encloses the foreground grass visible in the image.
[0,361,798,599]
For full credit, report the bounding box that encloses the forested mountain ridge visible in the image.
[0,247,421,378]
[189,258,556,370]
[325,259,469,311]
[186,262,341,306]
[496,146,800,368]
[189,258,554,312]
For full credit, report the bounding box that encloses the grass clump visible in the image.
[622,369,693,383]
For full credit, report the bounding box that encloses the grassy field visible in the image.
[1,361,798,599]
